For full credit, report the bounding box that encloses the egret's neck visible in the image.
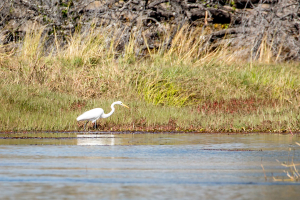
[102,102,116,118]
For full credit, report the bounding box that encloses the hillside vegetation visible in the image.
[0,1,300,132]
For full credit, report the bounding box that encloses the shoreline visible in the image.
[0,130,298,135]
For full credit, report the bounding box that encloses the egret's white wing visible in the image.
[76,108,104,121]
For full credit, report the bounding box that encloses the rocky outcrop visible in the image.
[0,0,299,61]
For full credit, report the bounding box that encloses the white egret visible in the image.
[76,101,129,131]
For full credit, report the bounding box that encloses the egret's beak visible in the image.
[122,104,129,109]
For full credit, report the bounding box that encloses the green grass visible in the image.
[1,79,300,132]
[1,25,300,132]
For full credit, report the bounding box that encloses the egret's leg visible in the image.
[84,121,88,131]
[94,121,97,129]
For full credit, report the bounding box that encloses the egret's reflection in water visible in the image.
[77,134,115,145]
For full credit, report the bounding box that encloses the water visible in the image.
[0,133,299,199]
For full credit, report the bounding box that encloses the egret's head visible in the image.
[116,101,129,108]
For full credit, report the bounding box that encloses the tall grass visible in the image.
[1,24,300,131]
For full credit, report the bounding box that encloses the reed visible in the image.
[1,25,300,132]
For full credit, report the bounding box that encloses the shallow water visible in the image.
[0,133,299,200]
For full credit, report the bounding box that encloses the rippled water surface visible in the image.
[0,133,299,200]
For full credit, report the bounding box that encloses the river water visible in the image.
[0,133,299,200]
